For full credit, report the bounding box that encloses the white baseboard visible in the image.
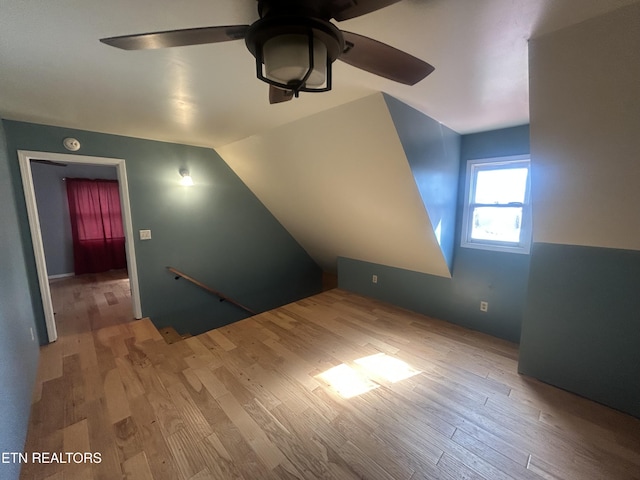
[48,272,75,280]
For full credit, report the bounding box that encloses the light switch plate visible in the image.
[139,229,152,240]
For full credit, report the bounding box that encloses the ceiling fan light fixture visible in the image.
[246,16,343,97]
[263,33,328,88]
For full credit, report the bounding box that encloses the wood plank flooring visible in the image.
[21,277,640,479]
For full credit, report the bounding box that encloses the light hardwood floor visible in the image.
[21,275,640,479]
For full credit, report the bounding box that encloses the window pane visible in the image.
[474,168,528,204]
[471,206,522,243]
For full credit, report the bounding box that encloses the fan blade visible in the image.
[269,86,294,104]
[100,25,250,50]
[339,31,434,85]
[330,0,402,21]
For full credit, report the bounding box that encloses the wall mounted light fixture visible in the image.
[179,168,194,186]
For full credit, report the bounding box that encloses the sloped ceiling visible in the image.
[218,93,452,277]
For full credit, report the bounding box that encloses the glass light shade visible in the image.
[263,34,327,87]
[179,169,194,186]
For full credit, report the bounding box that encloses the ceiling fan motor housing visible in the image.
[245,15,344,93]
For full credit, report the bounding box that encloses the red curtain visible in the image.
[66,178,127,275]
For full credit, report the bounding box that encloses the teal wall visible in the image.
[339,125,531,343]
[383,94,460,270]
[519,244,640,418]
[0,122,40,480]
[3,120,322,339]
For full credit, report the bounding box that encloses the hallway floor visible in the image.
[49,269,133,333]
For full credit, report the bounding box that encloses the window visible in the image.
[461,155,531,254]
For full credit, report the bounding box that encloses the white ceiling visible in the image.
[1,0,637,149]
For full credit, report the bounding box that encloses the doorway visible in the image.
[18,150,142,343]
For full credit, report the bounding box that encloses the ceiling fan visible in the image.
[100,0,434,104]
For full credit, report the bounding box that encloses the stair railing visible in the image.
[167,266,257,316]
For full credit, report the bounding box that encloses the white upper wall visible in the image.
[529,2,640,250]
[217,93,452,277]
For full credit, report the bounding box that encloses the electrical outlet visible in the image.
[480,301,488,312]
[372,274,378,284]
[139,229,152,240]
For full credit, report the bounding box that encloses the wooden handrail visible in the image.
[167,267,257,316]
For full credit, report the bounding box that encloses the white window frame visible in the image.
[461,155,532,254]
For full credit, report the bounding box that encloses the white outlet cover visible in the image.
[139,229,152,240]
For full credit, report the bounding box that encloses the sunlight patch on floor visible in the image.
[355,353,421,383]
[316,353,421,399]
[316,363,379,399]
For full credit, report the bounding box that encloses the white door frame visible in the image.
[18,150,143,343]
